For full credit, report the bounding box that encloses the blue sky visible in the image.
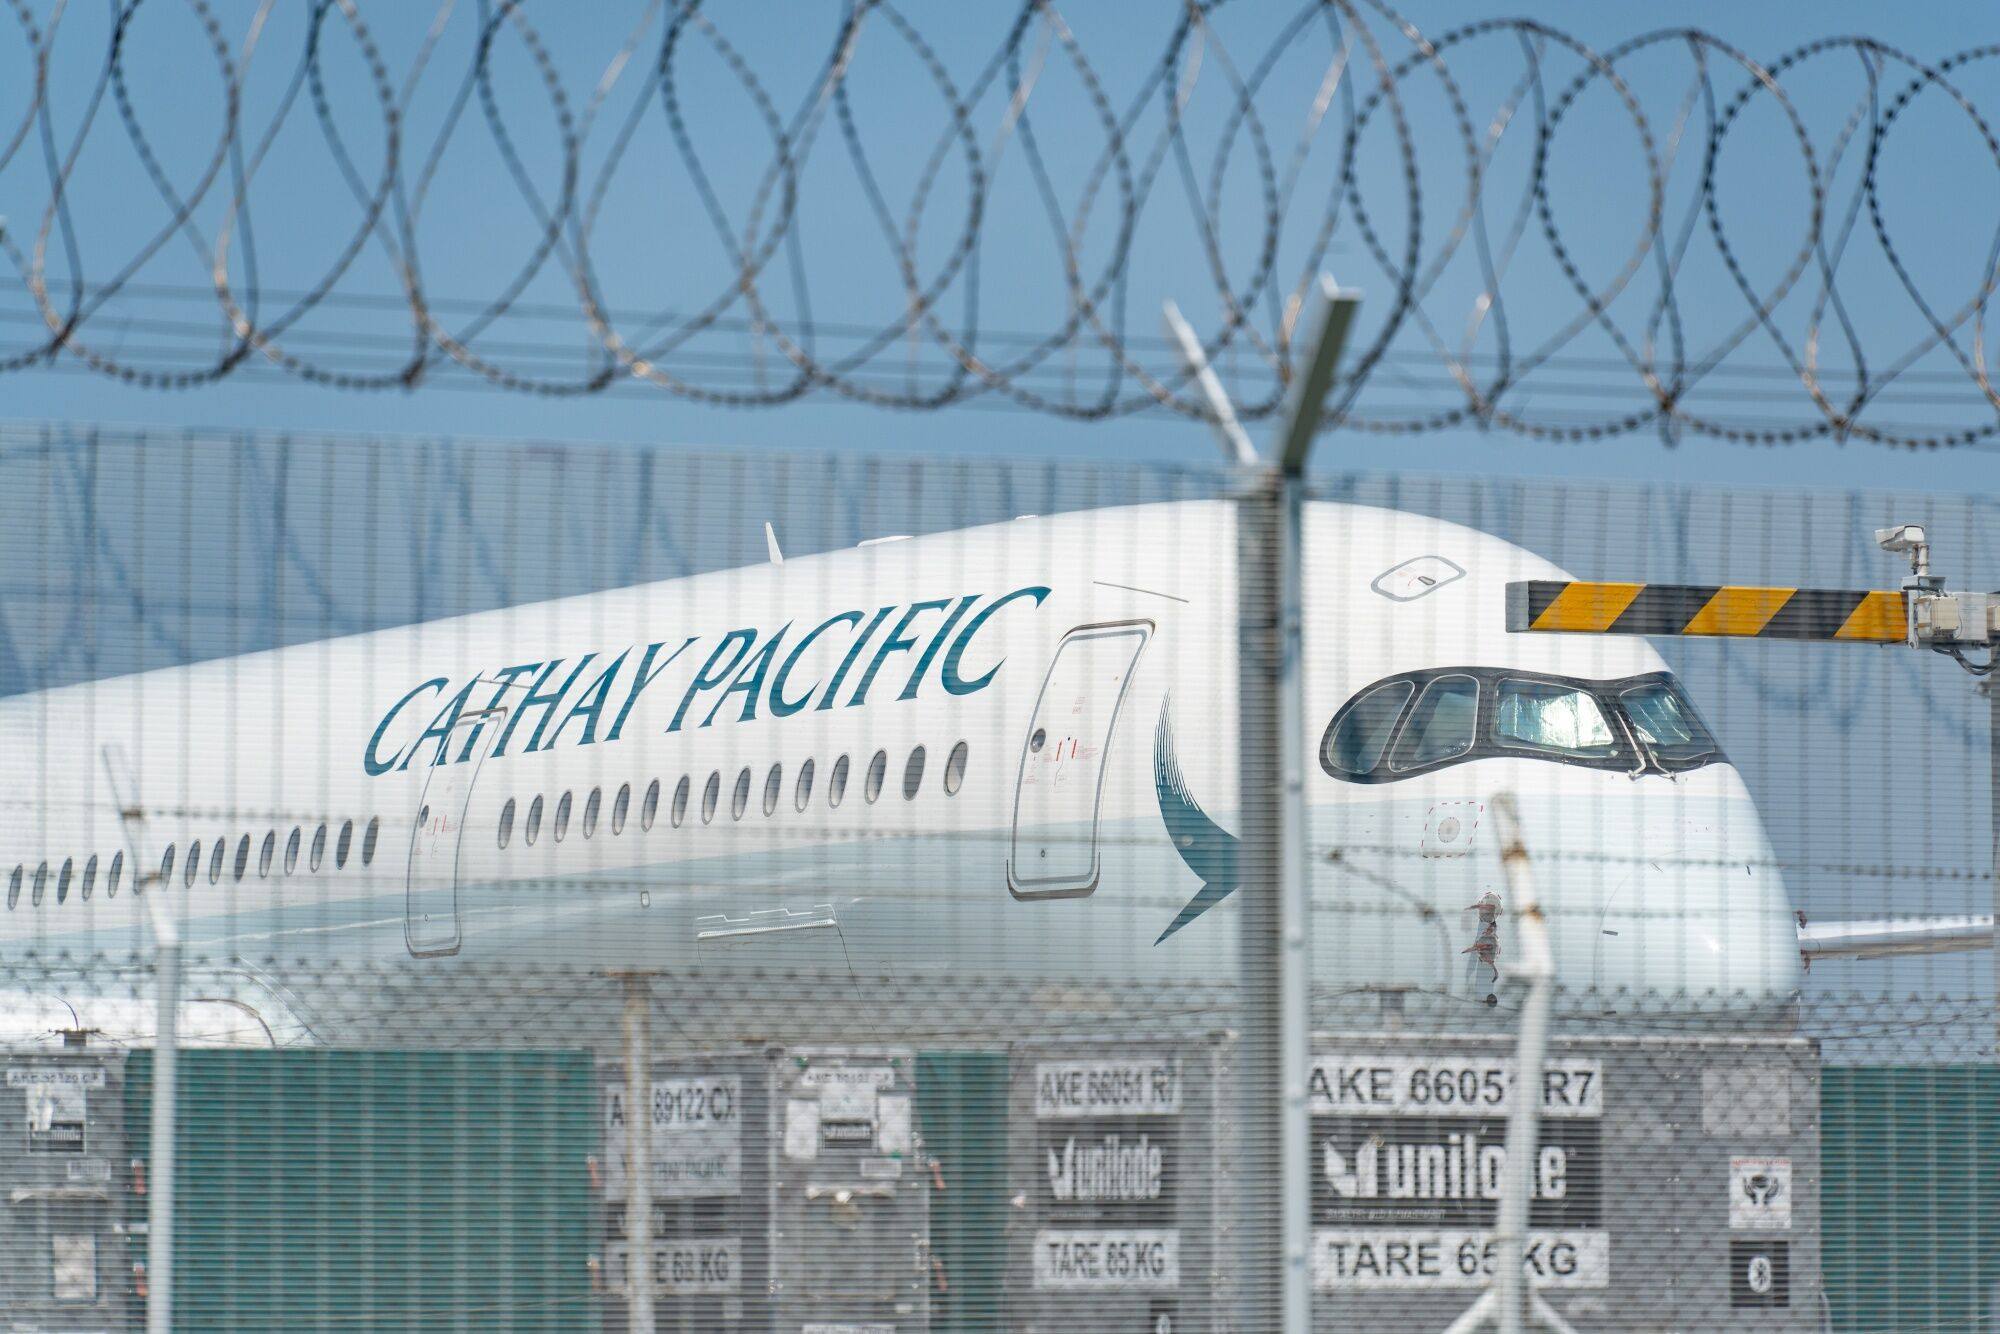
[3,1,2000,495]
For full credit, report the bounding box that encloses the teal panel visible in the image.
[126,1050,595,1332]
[919,1051,1007,1332]
[1821,1066,2000,1333]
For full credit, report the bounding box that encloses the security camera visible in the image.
[1875,524,1927,554]
[1876,523,1939,592]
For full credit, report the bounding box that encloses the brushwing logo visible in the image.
[1151,695,1239,943]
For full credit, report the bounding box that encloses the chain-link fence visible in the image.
[0,425,1994,1330]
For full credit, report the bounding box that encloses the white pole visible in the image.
[1988,680,1999,1052]
[101,745,178,1334]
[1489,794,1554,1334]
[146,905,179,1334]
[622,975,654,1333]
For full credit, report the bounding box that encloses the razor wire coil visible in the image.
[6,2,2000,446]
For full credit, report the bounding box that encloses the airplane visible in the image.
[0,498,1984,1046]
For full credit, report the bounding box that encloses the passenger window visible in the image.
[56,859,72,905]
[1495,680,1618,758]
[763,764,782,817]
[184,842,201,888]
[795,759,816,811]
[107,852,123,898]
[208,838,225,884]
[161,844,177,886]
[526,796,544,846]
[363,817,380,865]
[336,820,353,869]
[864,750,888,804]
[284,828,301,874]
[829,755,850,808]
[498,798,517,849]
[903,746,925,800]
[5,865,17,909]
[310,824,328,871]
[671,777,689,829]
[612,784,630,835]
[1392,675,1480,770]
[702,772,721,824]
[554,791,573,842]
[34,862,48,905]
[730,768,751,821]
[234,835,251,881]
[81,855,97,900]
[1620,680,1718,765]
[944,741,968,795]
[1322,681,1414,776]
[643,779,662,831]
[583,788,601,839]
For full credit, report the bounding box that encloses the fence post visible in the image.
[100,745,179,1334]
[620,974,654,1332]
[147,912,180,1334]
[1231,277,1359,1333]
[1989,681,1999,1051]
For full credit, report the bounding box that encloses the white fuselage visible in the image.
[0,501,1803,1036]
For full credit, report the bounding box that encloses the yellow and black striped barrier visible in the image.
[1505,581,1907,642]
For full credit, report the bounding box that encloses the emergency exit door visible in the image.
[405,707,503,957]
[1008,621,1150,898]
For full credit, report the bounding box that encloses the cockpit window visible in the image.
[1494,680,1619,759]
[1619,680,1719,769]
[1391,674,1479,770]
[1322,667,1723,784]
[1322,680,1413,776]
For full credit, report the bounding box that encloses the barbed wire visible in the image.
[6,1,2000,445]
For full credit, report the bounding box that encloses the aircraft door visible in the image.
[405,707,503,957]
[1008,621,1151,898]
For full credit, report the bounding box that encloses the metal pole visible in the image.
[147,908,179,1334]
[1237,467,1318,1329]
[101,746,178,1334]
[1236,466,1291,1329]
[621,975,654,1333]
[1489,794,1555,1334]
[1169,277,1357,1332]
[1976,684,1992,1056]
[1231,276,1359,1334]
[1277,463,1315,1317]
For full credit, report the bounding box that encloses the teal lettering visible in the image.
[815,606,895,711]
[398,678,480,771]
[543,648,631,749]
[365,678,448,776]
[604,637,698,742]
[770,611,863,717]
[942,586,1051,694]
[897,594,980,700]
[493,656,595,756]
[705,624,789,726]
[848,600,950,707]
[669,630,757,732]
[523,655,598,752]
[455,662,543,762]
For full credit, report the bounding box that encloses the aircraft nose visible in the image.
[1580,841,1800,1003]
